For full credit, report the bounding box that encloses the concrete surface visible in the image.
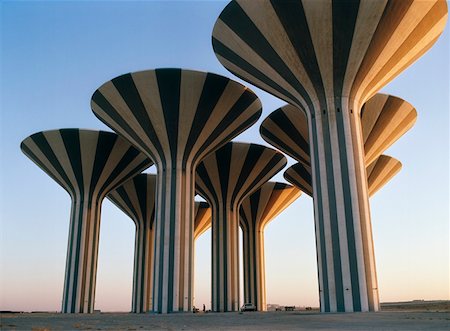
[1,311,450,330]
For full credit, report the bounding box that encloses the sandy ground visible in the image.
[1,310,450,331]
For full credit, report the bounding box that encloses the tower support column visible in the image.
[308,98,378,312]
[131,221,154,313]
[212,205,240,312]
[62,199,101,314]
[152,164,195,313]
[242,227,265,311]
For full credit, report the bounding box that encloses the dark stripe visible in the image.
[183,73,229,165]
[251,225,258,308]
[91,90,155,161]
[167,168,178,311]
[71,200,85,312]
[284,163,312,197]
[98,147,146,197]
[130,225,137,312]
[221,1,314,108]
[195,164,220,215]
[155,176,165,313]
[262,109,310,160]
[140,219,148,311]
[270,0,326,108]
[221,208,228,309]
[335,102,361,311]
[156,68,181,163]
[88,198,102,313]
[216,144,232,203]
[111,73,165,162]
[110,186,140,224]
[20,143,72,198]
[268,109,310,153]
[215,144,232,310]
[212,38,304,110]
[319,112,345,311]
[119,160,152,191]
[231,145,264,204]
[274,182,289,190]
[238,155,286,202]
[28,133,75,195]
[332,0,360,98]
[60,129,84,199]
[134,176,149,226]
[211,204,220,311]
[250,190,260,227]
[89,132,116,199]
[196,94,261,164]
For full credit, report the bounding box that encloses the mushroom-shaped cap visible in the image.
[194,201,212,240]
[260,105,309,166]
[91,68,262,167]
[285,154,401,198]
[213,0,447,112]
[366,155,402,197]
[21,129,152,200]
[196,142,287,207]
[362,94,416,165]
[240,181,301,230]
[108,174,156,228]
[261,93,416,167]
[283,163,313,198]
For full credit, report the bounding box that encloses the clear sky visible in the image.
[1,1,448,312]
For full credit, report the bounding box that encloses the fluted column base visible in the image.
[309,99,378,312]
[242,227,266,311]
[152,165,195,313]
[62,199,101,313]
[132,223,154,313]
[212,206,240,312]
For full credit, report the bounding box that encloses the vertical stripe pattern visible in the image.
[20,129,152,313]
[107,174,156,313]
[262,93,416,312]
[284,163,313,197]
[285,155,401,199]
[91,68,262,313]
[261,94,417,169]
[213,0,447,312]
[196,142,286,312]
[239,182,301,311]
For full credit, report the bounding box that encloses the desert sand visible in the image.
[1,304,449,331]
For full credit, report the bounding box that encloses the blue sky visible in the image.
[1,1,448,312]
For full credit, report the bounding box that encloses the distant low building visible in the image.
[266,304,280,311]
